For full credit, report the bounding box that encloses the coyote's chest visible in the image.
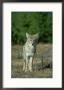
[23,42,36,57]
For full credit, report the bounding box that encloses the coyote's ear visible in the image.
[26,32,29,38]
[34,33,39,39]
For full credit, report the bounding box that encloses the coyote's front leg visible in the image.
[29,57,33,72]
[25,56,29,72]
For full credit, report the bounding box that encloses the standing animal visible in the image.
[23,32,39,72]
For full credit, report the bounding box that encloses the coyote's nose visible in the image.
[32,43,33,45]
[32,42,35,46]
[32,42,34,45]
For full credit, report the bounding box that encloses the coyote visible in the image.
[23,33,39,72]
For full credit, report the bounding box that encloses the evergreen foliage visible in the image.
[12,12,52,44]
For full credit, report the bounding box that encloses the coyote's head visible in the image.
[26,33,39,46]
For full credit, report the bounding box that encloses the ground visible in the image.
[11,43,52,78]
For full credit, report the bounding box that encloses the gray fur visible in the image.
[23,33,39,72]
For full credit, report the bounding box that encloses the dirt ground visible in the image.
[11,43,52,78]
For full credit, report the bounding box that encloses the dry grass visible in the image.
[11,43,52,78]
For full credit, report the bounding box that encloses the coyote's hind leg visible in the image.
[23,60,25,71]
